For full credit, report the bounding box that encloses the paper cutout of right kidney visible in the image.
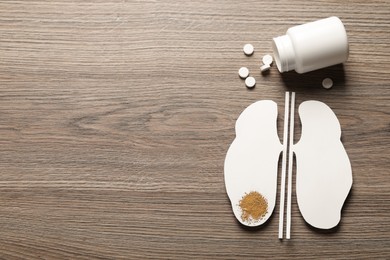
[294,101,353,229]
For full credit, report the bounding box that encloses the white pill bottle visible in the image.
[272,17,349,73]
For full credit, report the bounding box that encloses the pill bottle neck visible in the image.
[272,35,296,73]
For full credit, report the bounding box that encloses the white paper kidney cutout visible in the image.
[224,100,283,226]
[294,101,353,229]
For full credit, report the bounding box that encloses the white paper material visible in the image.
[224,97,353,231]
[224,100,282,226]
[294,101,353,229]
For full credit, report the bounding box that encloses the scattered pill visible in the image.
[262,54,273,66]
[238,67,250,79]
[260,64,271,73]
[322,78,333,89]
[245,76,256,88]
[243,44,254,56]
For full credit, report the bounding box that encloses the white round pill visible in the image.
[322,78,333,89]
[243,44,254,56]
[245,76,256,88]
[238,67,249,79]
[262,54,273,66]
[260,64,271,72]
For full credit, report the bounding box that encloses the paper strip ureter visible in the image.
[286,92,296,239]
[278,92,290,239]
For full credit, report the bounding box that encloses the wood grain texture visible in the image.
[0,0,389,258]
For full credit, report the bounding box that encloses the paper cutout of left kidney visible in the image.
[224,100,283,226]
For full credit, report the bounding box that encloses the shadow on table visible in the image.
[278,64,347,93]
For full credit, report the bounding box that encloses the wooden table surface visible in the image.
[0,1,389,259]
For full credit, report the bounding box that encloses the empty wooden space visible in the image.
[0,1,389,259]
